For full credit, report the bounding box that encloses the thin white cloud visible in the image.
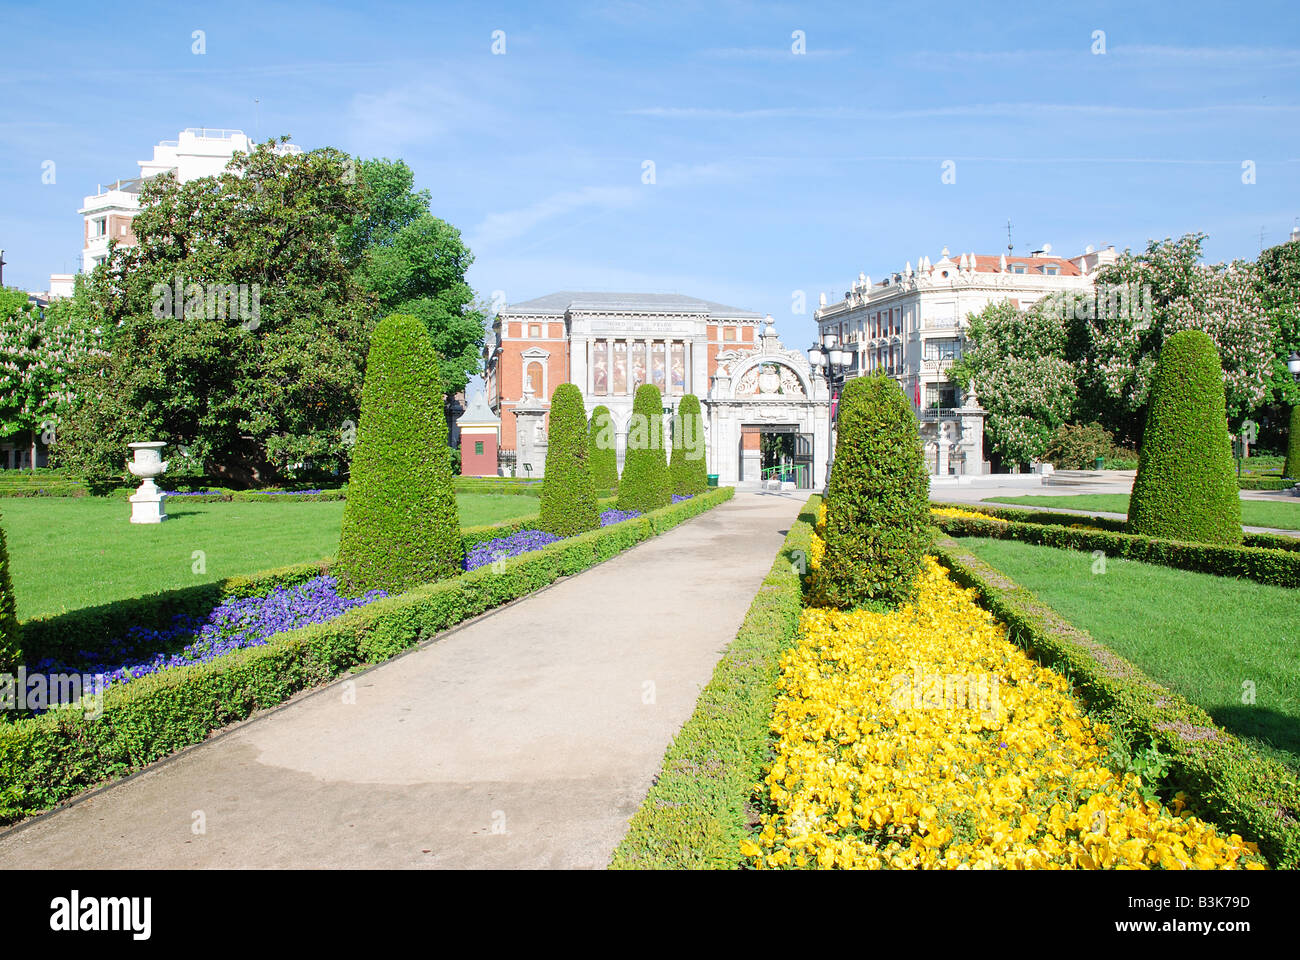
[626,102,1300,120]
[471,185,644,250]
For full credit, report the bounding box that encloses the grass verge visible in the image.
[985,494,1300,531]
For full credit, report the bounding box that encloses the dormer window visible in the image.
[1043,266,1059,276]
[1011,264,1026,274]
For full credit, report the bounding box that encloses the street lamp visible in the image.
[810,333,853,489]
[1288,351,1300,380]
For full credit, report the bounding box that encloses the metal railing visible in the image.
[761,463,810,487]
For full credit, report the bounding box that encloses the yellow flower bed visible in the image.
[930,506,1007,523]
[743,558,1264,870]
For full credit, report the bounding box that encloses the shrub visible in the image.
[538,384,599,536]
[1128,330,1242,545]
[617,384,671,513]
[808,374,931,609]
[669,394,708,496]
[1286,405,1300,480]
[1042,421,1117,469]
[588,405,619,491]
[336,314,463,594]
[0,512,20,671]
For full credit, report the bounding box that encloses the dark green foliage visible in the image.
[933,537,1300,868]
[336,314,462,593]
[0,488,732,824]
[1128,330,1242,545]
[669,393,708,496]
[0,513,21,671]
[611,496,815,869]
[617,384,671,513]
[809,375,931,609]
[538,384,599,536]
[1286,405,1300,479]
[588,405,619,491]
[1043,422,1123,469]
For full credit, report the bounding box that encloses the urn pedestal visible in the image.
[127,442,169,524]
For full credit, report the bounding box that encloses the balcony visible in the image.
[918,407,960,420]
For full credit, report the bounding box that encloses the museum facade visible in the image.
[482,292,831,487]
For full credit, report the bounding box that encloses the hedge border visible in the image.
[609,496,816,869]
[931,536,1300,868]
[932,499,1300,553]
[0,487,735,824]
[931,510,1300,586]
[20,498,622,669]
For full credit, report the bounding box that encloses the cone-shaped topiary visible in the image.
[337,314,463,593]
[1128,329,1242,545]
[538,383,600,536]
[0,512,21,672]
[807,374,931,610]
[617,384,671,513]
[1285,404,1300,480]
[669,393,708,495]
[588,404,619,492]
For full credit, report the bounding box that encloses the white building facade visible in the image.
[815,244,1118,474]
[73,128,301,276]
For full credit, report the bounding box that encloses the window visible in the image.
[529,324,542,338]
[474,441,484,455]
[924,338,962,361]
[93,218,107,237]
[1011,264,1026,274]
[723,327,735,342]
[1043,266,1059,276]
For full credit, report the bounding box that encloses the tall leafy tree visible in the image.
[344,158,486,396]
[950,299,1077,466]
[56,138,373,484]
[0,286,102,467]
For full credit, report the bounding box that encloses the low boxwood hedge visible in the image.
[610,496,816,869]
[930,510,1300,587]
[932,537,1300,868]
[930,500,1300,553]
[1237,478,1295,492]
[0,487,734,824]
[19,500,623,668]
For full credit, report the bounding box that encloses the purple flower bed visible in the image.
[162,489,223,496]
[463,529,562,571]
[599,508,641,526]
[671,494,695,504]
[31,576,386,698]
[261,489,325,495]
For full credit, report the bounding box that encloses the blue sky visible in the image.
[2,0,1298,352]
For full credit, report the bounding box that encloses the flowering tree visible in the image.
[0,287,101,466]
[1082,234,1271,442]
[950,299,1077,466]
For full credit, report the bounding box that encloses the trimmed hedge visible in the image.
[1128,330,1242,544]
[617,384,671,513]
[1287,404,1300,481]
[1237,478,1295,491]
[611,496,816,869]
[0,511,20,672]
[808,374,931,609]
[669,393,708,496]
[932,537,1300,868]
[931,511,1300,588]
[931,500,1300,553]
[538,384,599,537]
[588,405,619,492]
[451,479,542,497]
[336,314,463,593]
[0,487,735,824]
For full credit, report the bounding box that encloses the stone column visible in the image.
[624,337,634,395]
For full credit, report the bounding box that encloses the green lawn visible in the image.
[958,536,1300,772]
[0,493,539,620]
[984,493,1300,531]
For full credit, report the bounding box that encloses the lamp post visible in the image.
[809,333,852,489]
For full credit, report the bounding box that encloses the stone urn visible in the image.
[127,441,169,524]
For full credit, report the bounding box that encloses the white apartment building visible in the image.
[814,243,1118,474]
[74,128,302,276]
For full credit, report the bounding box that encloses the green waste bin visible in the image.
[707,474,719,488]
[1094,457,1105,470]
